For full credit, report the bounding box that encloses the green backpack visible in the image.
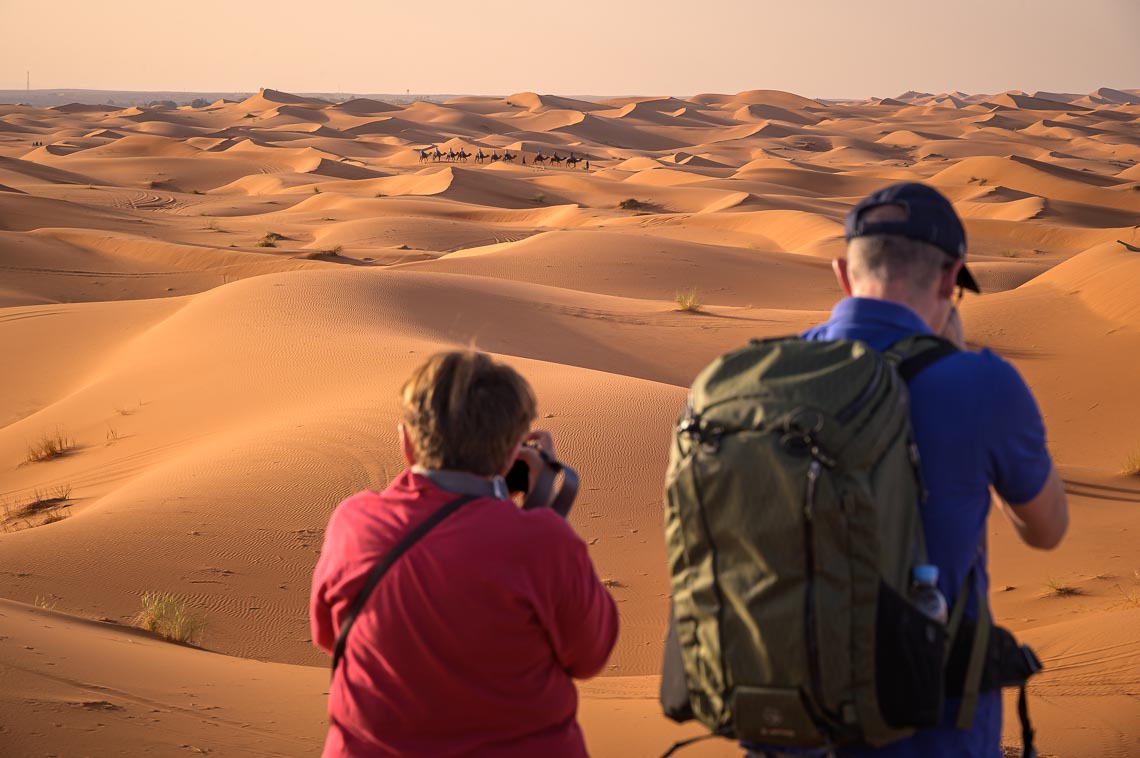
[662,334,1007,751]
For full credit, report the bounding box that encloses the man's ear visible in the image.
[398,423,417,467]
[833,257,854,296]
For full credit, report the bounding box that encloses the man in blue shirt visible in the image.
[759,183,1067,758]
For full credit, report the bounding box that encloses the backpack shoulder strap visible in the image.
[887,335,960,384]
[331,493,479,675]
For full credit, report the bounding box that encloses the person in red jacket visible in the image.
[311,350,619,757]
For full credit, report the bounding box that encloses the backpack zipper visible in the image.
[803,459,828,721]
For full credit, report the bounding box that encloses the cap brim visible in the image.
[957,263,981,293]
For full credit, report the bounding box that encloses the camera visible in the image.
[505,442,579,516]
[506,441,548,494]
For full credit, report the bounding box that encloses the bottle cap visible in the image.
[913,564,939,585]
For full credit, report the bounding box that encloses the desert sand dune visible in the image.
[2,85,1139,757]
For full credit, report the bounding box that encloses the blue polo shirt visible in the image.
[797,297,1052,758]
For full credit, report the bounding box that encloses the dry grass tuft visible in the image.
[618,198,643,210]
[1121,445,1140,476]
[1114,584,1140,608]
[674,289,703,313]
[25,428,74,463]
[1041,578,1085,598]
[2,484,73,529]
[135,592,206,644]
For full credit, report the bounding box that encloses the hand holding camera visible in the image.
[505,430,579,517]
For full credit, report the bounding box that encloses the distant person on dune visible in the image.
[311,351,618,758]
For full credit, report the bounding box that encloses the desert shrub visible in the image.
[135,592,206,644]
[531,193,546,204]
[324,245,343,255]
[25,428,74,463]
[256,231,283,248]
[190,98,210,109]
[674,289,703,313]
[619,198,642,210]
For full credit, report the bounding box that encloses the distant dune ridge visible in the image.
[2,85,1140,757]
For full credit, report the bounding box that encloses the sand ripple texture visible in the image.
[3,86,1140,757]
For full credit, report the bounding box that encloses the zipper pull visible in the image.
[805,460,821,520]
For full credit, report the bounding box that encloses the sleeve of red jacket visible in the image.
[310,505,350,657]
[532,513,620,679]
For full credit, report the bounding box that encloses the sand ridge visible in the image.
[2,85,1139,757]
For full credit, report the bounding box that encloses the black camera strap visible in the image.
[331,493,479,676]
[520,451,580,517]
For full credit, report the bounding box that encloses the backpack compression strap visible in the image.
[331,493,478,675]
[945,563,990,732]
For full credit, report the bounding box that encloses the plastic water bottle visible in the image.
[911,564,948,624]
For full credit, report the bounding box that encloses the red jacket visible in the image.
[310,470,619,757]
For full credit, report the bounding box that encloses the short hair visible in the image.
[847,234,949,296]
[401,351,537,476]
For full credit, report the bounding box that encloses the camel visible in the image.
[475,150,487,164]
[418,148,432,164]
[532,152,548,166]
[502,151,517,163]
[549,153,565,167]
[456,148,471,163]
[490,152,501,163]
[432,147,445,162]
[565,155,581,169]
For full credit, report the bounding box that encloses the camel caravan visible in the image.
[416,146,589,170]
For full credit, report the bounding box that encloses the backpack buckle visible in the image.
[678,412,723,453]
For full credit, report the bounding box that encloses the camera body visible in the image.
[506,458,531,493]
[506,441,546,493]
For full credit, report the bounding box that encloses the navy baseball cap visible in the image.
[845,182,980,293]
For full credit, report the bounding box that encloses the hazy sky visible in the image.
[2,0,1138,98]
